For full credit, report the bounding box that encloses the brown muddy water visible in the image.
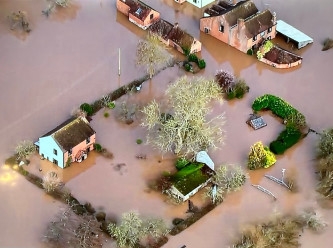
[1,0,333,247]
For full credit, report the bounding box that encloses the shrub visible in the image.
[136,139,142,144]
[188,53,198,63]
[197,59,206,69]
[182,47,190,56]
[42,171,62,193]
[247,48,253,55]
[175,158,190,170]
[215,70,235,92]
[104,112,109,118]
[233,79,249,99]
[80,103,93,116]
[317,129,333,158]
[184,62,191,72]
[248,141,276,170]
[93,143,102,152]
[269,126,302,155]
[107,101,115,109]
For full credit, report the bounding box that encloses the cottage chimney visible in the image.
[237,18,244,33]
[272,11,277,25]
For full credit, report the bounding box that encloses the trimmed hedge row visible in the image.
[252,94,306,155]
[270,126,303,155]
[252,94,305,125]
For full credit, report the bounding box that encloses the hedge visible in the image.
[269,126,302,155]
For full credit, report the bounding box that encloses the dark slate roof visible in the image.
[125,0,154,21]
[167,24,195,48]
[224,0,258,26]
[149,19,174,40]
[149,20,195,48]
[244,9,274,37]
[203,0,258,26]
[42,117,95,151]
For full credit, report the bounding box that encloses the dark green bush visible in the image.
[182,47,190,56]
[269,126,302,154]
[94,143,102,152]
[234,79,249,99]
[175,158,190,170]
[104,112,109,118]
[198,59,206,69]
[80,103,93,116]
[136,139,142,144]
[184,62,191,72]
[247,48,254,55]
[226,91,236,100]
[188,53,198,63]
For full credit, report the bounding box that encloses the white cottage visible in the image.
[35,117,96,168]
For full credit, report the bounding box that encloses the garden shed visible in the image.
[246,114,267,130]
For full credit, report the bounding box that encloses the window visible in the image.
[69,148,72,155]
[267,36,271,40]
[204,27,209,33]
[219,25,224,33]
[86,137,90,144]
[41,153,44,158]
[252,35,257,41]
[53,159,58,165]
[150,14,153,20]
[260,31,265,37]
[53,149,57,155]
[268,27,272,33]
[135,8,142,16]
[193,0,197,3]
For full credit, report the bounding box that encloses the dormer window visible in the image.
[253,35,257,41]
[268,27,272,33]
[86,137,90,144]
[69,148,72,155]
[135,8,142,16]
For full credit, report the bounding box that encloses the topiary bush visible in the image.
[269,126,302,155]
[197,59,206,69]
[188,53,198,63]
[80,103,93,116]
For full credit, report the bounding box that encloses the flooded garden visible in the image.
[1,0,333,247]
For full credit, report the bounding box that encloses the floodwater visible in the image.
[1,0,333,247]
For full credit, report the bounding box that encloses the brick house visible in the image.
[149,19,202,54]
[200,0,277,53]
[35,117,96,168]
[174,0,215,8]
[116,0,160,30]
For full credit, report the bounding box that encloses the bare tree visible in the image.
[15,140,36,161]
[42,171,63,193]
[8,11,31,32]
[141,76,225,158]
[205,165,247,204]
[42,0,71,17]
[44,203,103,248]
[136,32,173,79]
[107,211,169,248]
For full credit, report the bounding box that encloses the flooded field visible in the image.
[1,0,333,247]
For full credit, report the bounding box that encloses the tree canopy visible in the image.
[141,76,225,158]
[136,32,173,78]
